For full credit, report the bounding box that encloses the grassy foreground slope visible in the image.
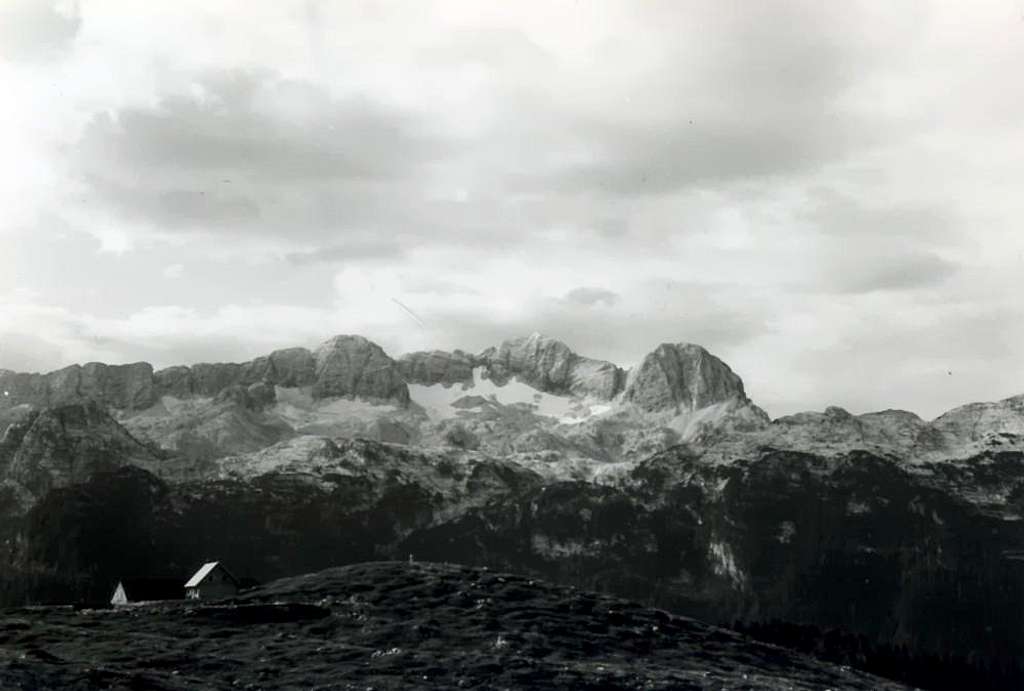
[0,561,911,691]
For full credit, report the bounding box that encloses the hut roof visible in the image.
[185,561,237,588]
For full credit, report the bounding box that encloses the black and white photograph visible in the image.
[0,1,1023,688]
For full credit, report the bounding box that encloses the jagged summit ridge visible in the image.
[0,362,157,412]
[0,333,771,423]
[397,349,478,389]
[398,335,752,418]
[477,332,625,400]
[398,333,626,401]
[0,333,769,470]
[0,336,414,411]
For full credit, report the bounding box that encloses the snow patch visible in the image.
[708,540,747,588]
[846,499,872,515]
[558,403,613,425]
[408,367,612,424]
[531,534,602,558]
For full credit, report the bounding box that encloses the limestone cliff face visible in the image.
[3,333,1021,470]
[929,394,1024,442]
[398,350,479,388]
[478,333,625,399]
[1,401,161,501]
[152,347,317,398]
[311,335,410,405]
[0,362,156,412]
[758,407,928,455]
[622,343,746,413]
[1,334,1024,686]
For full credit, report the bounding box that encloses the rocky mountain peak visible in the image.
[622,342,747,413]
[397,349,479,388]
[479,333,574,385]
[478,333,625,400]
[311,335,410,406]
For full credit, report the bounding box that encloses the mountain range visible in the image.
[2,332,1023,688]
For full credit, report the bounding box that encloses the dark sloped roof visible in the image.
[118,578,184,601]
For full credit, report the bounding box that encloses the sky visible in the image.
[1,0,1023,419]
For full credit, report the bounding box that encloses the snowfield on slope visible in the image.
[408,366,615,424]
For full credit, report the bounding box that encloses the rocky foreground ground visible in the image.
[0,561,911,691]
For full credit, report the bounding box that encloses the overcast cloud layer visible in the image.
[2,0,1023,419]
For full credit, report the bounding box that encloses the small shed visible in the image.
[110,578,183,606]
[184,561,239,600]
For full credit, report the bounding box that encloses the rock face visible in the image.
[763,407,927,455]
[0,362,157,412]
[214,382,277,411]
[152,347,317,398]
[478,333,625,399]
[929,394,1024,442]
[2,333,1024,688]
[152,365,193,398]
[311,335,410,405]
[398,349,479,387]
[1,401,161,501]
[622,343,747,413]
[265,347,317,387]
[0,349,316,411]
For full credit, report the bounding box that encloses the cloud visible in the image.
[826,249,957,294]
[3,1,1024,423]
[563,287,619,307]
[0,1,81,63]
[0,299,333,372]
[509,1,914,198]
[162,264,184,280]
[68,69,452,246]
[795,193,962,294]
[77,70,442,182]
[0,330,66,373]
[748,292,1024,419]
[85,176,262,229]
[284,239,405,266]
[802,190,960,242]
